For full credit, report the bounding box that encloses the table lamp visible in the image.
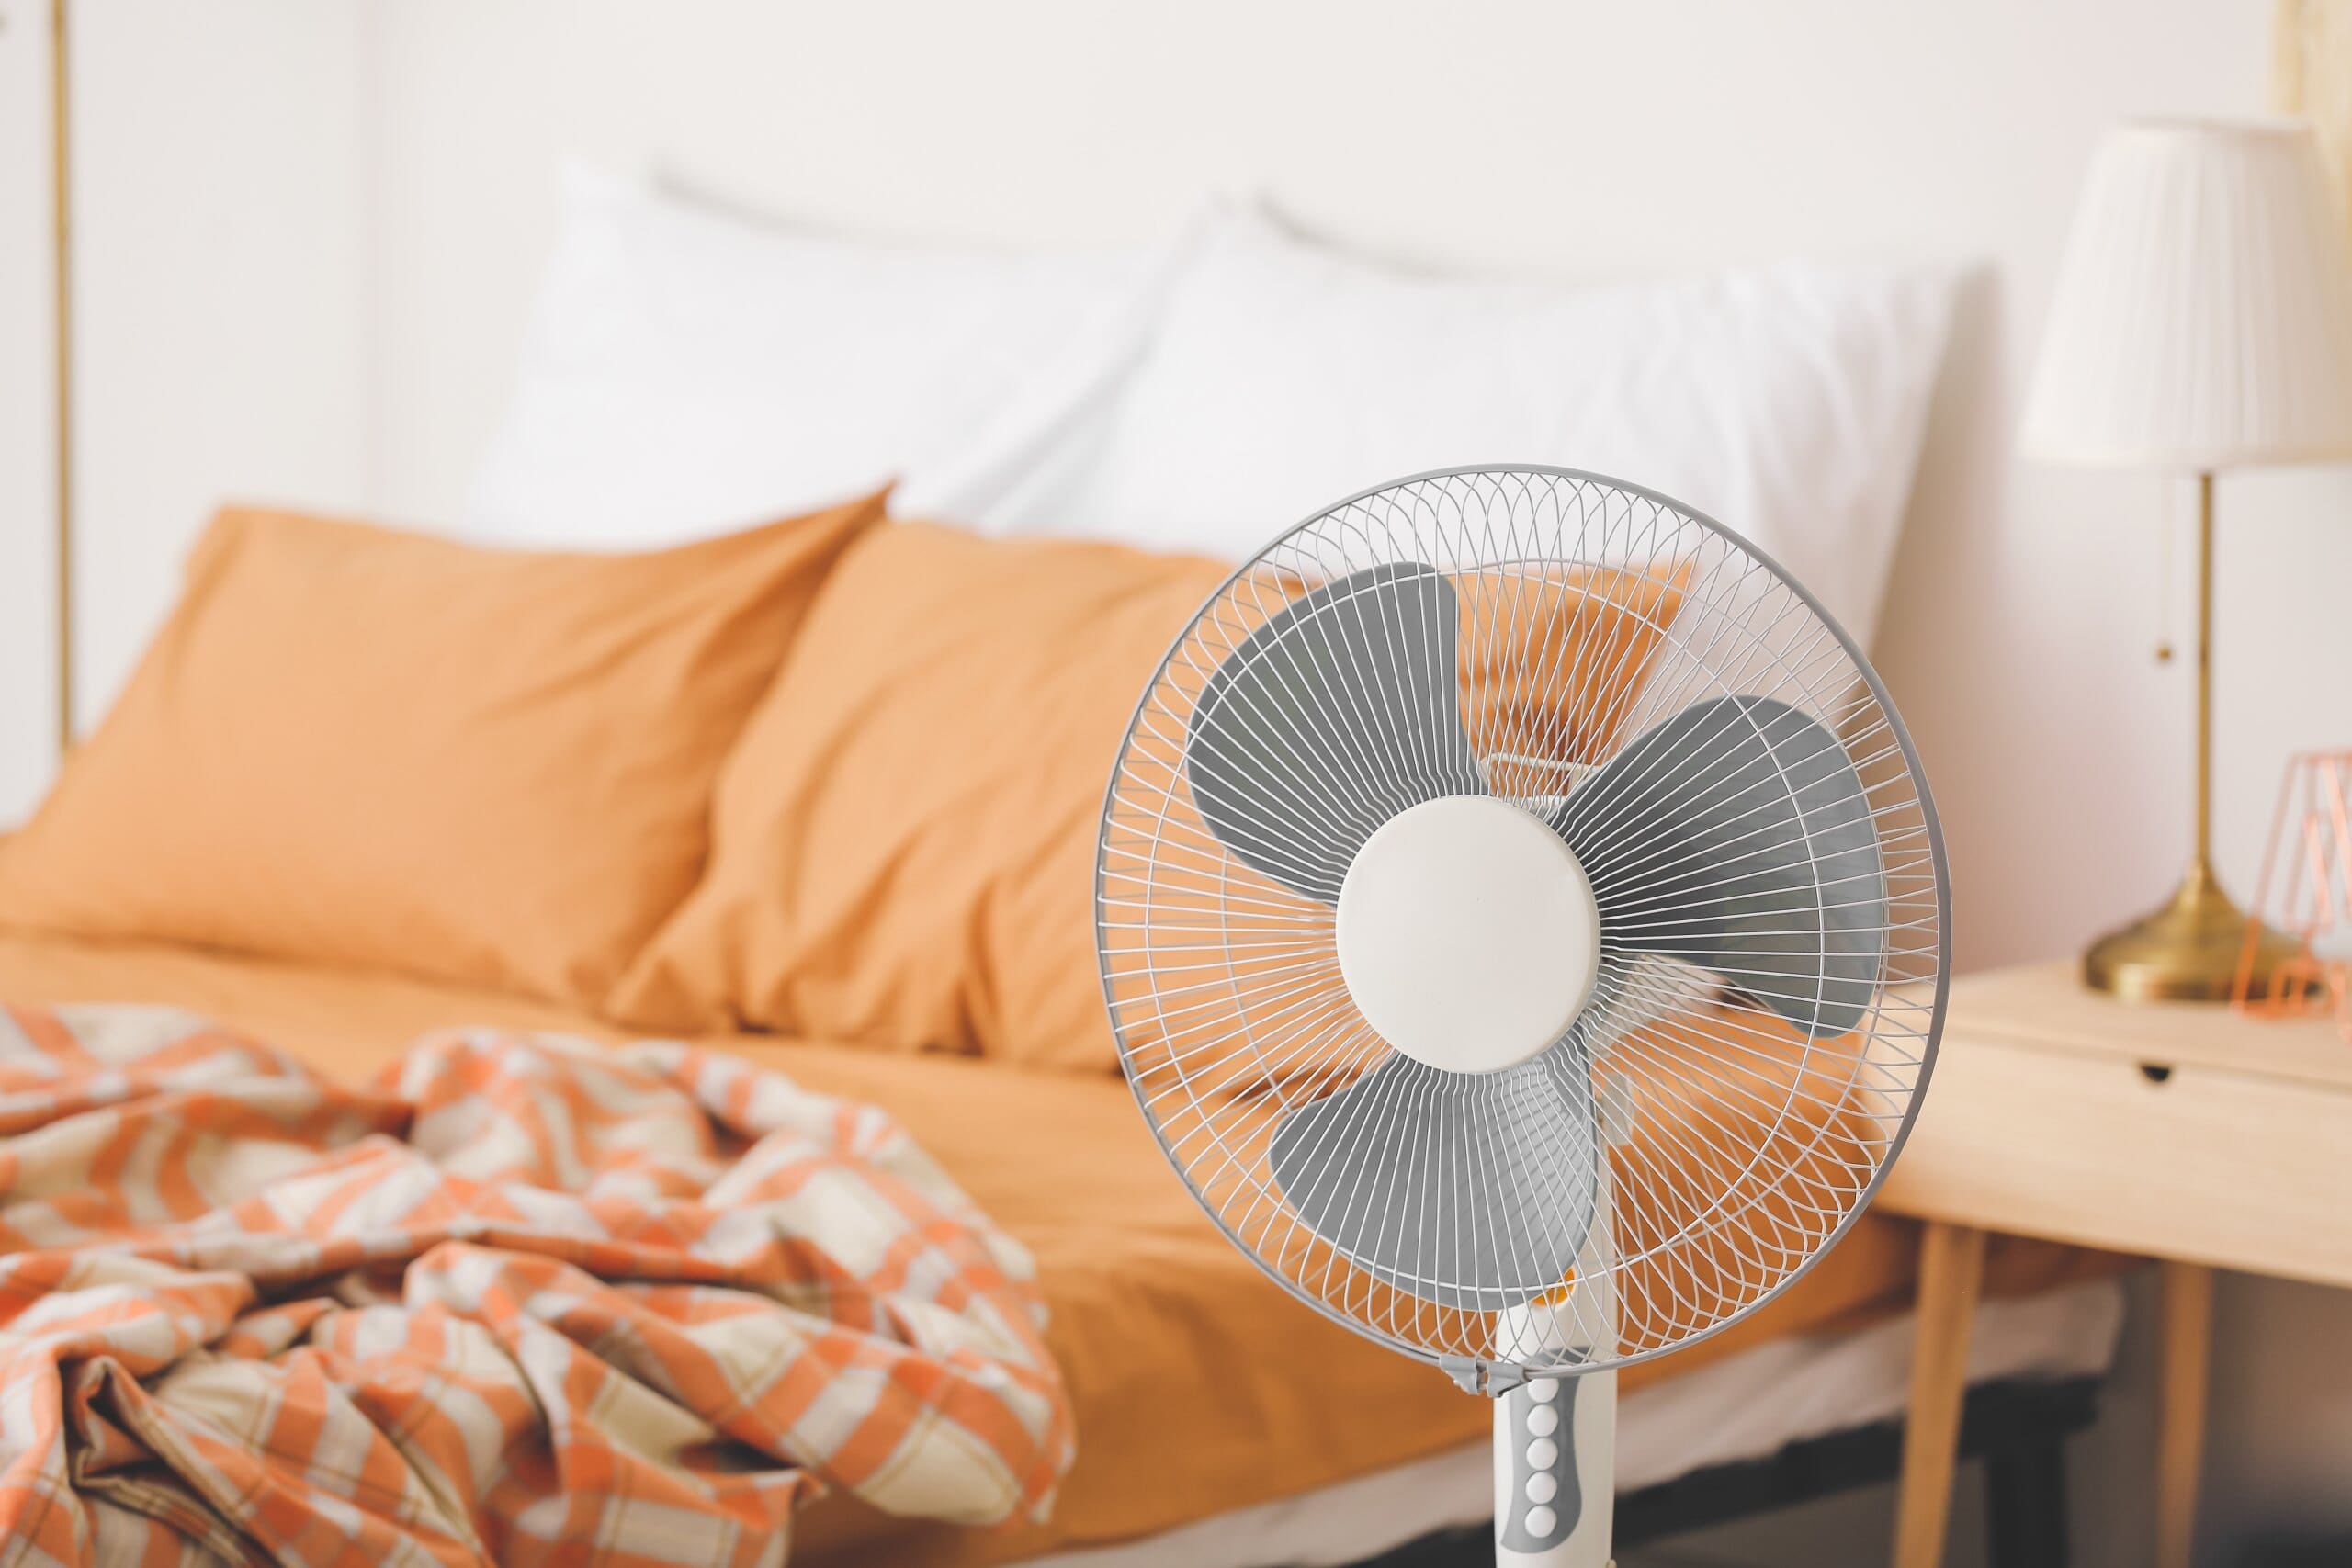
[2022,118,2352,999]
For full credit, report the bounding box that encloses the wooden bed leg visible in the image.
[2156,1261,2214,1568]
[1893,1221,1986,1568]
[1984,1433,2070,1568]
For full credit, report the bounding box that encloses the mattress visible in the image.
[0,932,2126,1567]
[1023,1278,2124,1568]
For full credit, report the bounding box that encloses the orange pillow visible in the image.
[613,521,1690,1075]
[0,495,883,1007]
[609,523,1236,1068]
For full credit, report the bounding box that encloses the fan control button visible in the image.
[1525,1379,1558,1404]
[1525,1437,1558,1470]
[1524,1505,1559,1538]
[1525,1404,1560,1437]
[1525,1472,1558,1505]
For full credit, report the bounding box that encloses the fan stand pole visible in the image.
[1494,1077,1622,1568]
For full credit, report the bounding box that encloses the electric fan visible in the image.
[1096,467,1945,1565]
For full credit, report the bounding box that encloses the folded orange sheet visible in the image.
[0,1002,1069,1566]
[0,934,2120,1567]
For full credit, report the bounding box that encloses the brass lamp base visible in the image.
[2083,864,2301,1003]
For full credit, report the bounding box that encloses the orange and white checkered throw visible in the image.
[0,1005,1074,1567]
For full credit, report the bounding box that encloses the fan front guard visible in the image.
[1097,466,1948,1380]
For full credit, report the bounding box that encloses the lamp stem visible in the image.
[2082,466,2299,999]
[2192,469,2213,880]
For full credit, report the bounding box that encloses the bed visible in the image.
[3,164,2122,1564]
[0,930,2121,1566]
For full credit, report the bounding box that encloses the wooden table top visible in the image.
[1945,961,2352,1090]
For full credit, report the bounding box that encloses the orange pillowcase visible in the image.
[0,495,883,1008]
[613,521,1690,1075]
[608,523,1237,1068]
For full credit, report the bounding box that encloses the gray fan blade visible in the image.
[1555,695,1884,1038]
[1188,563,1485,904]
[1267,1052,1598,1309]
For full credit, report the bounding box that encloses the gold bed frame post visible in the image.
[50,0,74,752]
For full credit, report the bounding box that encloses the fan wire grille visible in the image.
[1097,468,1945,1374]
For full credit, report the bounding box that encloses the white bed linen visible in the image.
[464,165,1180,548]
[1023,1278,2124,1568]
[921,203,1956,647]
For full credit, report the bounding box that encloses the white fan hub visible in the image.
[1335,795,1601,1074]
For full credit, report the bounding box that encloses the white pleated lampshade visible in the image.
[2021,118,2352,469]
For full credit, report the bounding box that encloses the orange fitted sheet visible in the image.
[0,932,2117,1566]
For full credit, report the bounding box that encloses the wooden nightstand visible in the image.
[1874,962,2352,1568]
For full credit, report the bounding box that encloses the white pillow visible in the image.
[464,165,1176,548]
[935,206,1955,646]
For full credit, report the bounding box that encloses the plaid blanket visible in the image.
[0,1005,1073,1567]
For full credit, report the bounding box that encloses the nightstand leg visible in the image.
[2156,1261,2214,1568]
[1894,1221,1987,1568]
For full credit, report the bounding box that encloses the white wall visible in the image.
[356,0,2330,976]
[0,0,373,823]
[73,1,375,742]
[17,1,2350,1562]
[0,1,64,824]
